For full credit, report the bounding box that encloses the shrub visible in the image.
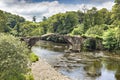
[30,27,44,36]
[0,33,29,80]
[83,38,96,51]
[70,24,84,35]
[29,53,39,62]
[102,27,120,50]
[25,74,34,80]
[85,24,108,37]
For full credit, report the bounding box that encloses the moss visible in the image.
[25,74,34,80]
[29,53,39,62]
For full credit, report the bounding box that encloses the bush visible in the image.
[30,27,45,36]
[70,24,84,35]
[102,27,120,50]
[0,33,29,80]
[25,74,34,80]
[29,53,39,62]
[85,24,108,37]
[83,38,96,51]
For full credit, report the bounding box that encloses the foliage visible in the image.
[102,27,120,50]
[25,74,34,80]
[43,11,79,34]
[83,38,96,51]
[85,24,108,37]
[70,24,84,35]
[30,27,44,36]
[112,20,120,26]
[115,0,120,4]
[0,10,25,33]
[0,33,29,80]
[29,53,39,62]
[111,4,120,20]
[0,0,120,51]
[12,21,44,37]
[98,8,112,25]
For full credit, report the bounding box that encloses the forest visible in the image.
[0,0,120,80]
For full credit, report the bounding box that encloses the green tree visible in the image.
[0,10,7,32]
[42,16,47,21]
[85,24,108,37]
[16,21,41,36]
[31,27,44,36]
[115,0,120,4]
[77,10,84,23]
[98,8,112,25]
[111,0,120,21]
[70,24,84,35]
[102,27,120,50]
[0,10,25,33]
[44,11,79,34]
[33,16,36,22]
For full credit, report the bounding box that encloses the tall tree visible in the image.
[111,0,120,21]
[33,16,36,22]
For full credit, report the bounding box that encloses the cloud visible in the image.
[0,0,114,22]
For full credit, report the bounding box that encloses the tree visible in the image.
[0,10,25,33]
[83,7,98,32]
[115,0,120,4]
[102,27,120,50]
[0,10,7,32]
[31,27,44,36]
[42,16,47,21]
[111,0,120,21]
[70,24,84,35]
[33,16,36,22]
[16,21,41,36]
[98,8,112,25]
[0,33,29,80]
[44,11,79,34]
[112,4,120,20]
[85,24,108,37]
[77,10,84,23]
[88,7,97,25]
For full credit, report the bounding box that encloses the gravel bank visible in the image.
[31,58,71,80]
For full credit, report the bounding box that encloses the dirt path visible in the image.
[31,58,71,80]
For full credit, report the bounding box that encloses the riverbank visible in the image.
[31,58,71,80]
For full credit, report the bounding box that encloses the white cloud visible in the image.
[0,0,115,22]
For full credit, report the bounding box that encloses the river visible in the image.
[32,40,120,80]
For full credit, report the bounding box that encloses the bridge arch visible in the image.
[20,34,102,52]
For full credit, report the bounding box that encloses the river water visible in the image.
[32,40,120,80]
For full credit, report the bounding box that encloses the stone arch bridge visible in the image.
[20,33,102,52]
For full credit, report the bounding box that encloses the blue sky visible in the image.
[27,0,114,4]
[0,0,115,21]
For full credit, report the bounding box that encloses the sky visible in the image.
[0,0,114,21]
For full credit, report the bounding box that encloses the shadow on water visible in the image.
[32,40,120,80]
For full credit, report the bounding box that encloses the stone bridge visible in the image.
[20,33,102,51]
[20,36,41,49]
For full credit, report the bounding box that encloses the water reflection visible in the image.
[32,40,120,80]
[84,61,102,77]
[115,68,120,80]
[103,58,120,80]
[35,40,68,52]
